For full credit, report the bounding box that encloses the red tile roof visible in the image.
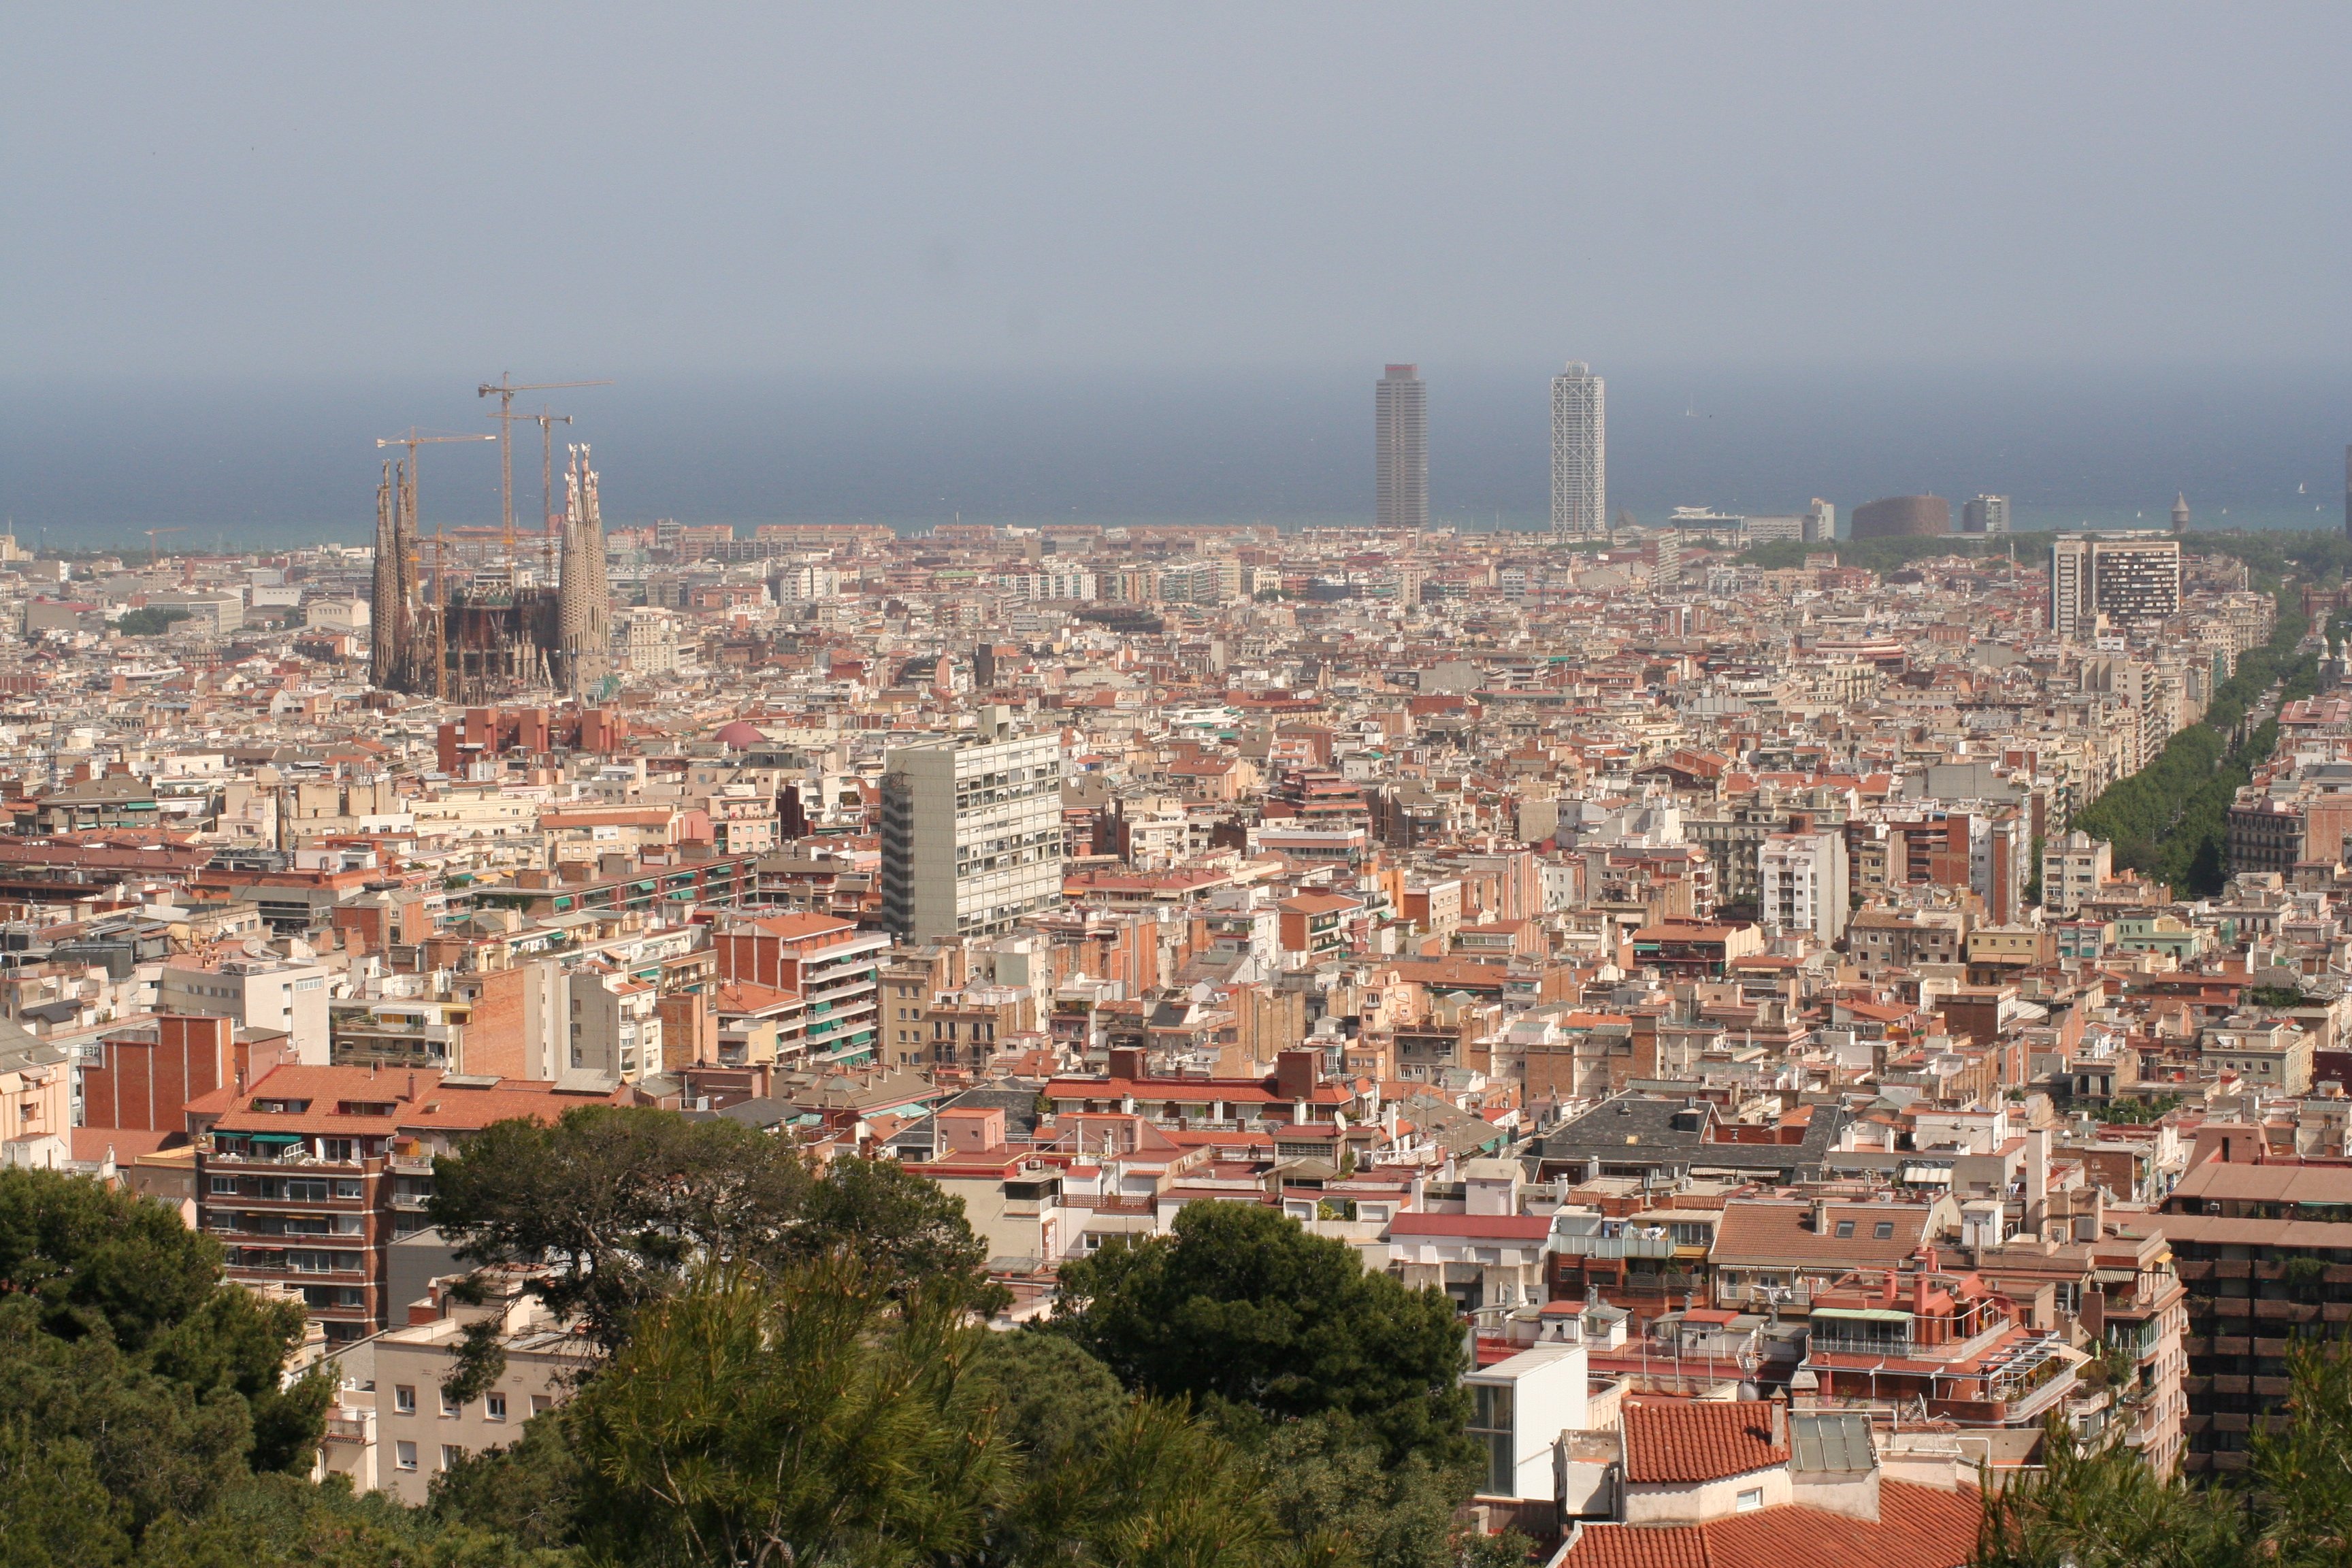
[1621,1401,1788,1484]
[1388,1213,1552,1241]
[1557,1481,1981,1568]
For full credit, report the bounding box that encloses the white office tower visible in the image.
[1550,362,1606,539]
[880,706,1064,945]
[1804,499,1836,542]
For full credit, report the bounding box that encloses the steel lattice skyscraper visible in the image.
[1375,364,1427,531]
[1551,361,1605,539]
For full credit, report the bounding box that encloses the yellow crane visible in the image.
[478,376,612,585]
[142,526,186,567]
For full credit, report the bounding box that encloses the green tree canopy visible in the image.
[0,1169,329,1553]
[427,1109,1004,1348]
[1049,1202,1471,1471]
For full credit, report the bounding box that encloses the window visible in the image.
[1874,1222,1895,1239]
[334,1179,363,1199]
[209,1176,238,1194]
[395,1441,418,1471]
[529,1395,553,1416]
[395,1384,417,1414]
[1835,1220,1855,1238]
[486,1392,507,1421]
[441,1445,461,1471]
[1735,1488,1764,1513]
[441,1390,459,1418]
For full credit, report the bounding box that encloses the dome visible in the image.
[714,720,767,749]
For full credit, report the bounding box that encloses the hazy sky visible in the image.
[10,4,2351,379]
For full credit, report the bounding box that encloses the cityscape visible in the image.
[5,10,2352,1568]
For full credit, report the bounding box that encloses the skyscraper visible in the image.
[2048,534,2182,638]
[1374,364,1427,531]
[556,444,612,697]
[880,706,1064,945]
[1962,495,2010,536]
[1550,362,1605,539]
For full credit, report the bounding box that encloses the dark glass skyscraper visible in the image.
[1375,363,1427,530]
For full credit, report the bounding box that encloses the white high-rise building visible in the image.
[1759,830,1850,945]
[880,706,1064,945]
[1550,363,1605,539]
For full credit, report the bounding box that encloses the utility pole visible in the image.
[478,376,611,589]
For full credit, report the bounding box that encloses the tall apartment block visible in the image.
[1963,495,2011,535]
[881,706,1064,945]
[2048,534,2183,638]
[1759,829,1850,944]
[1550,362,1605,539]
[1375,364,1428,531]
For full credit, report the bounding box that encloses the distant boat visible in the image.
[2299,483,2308,494]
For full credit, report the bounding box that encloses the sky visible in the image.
[4,5,2351,536]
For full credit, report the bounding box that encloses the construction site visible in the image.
[369,375,615,704]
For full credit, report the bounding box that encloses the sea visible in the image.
[1,363,2347,552]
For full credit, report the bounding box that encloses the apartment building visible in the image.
[880,708,1064,945]
[191,1065,629,1341]
[158,948,333,1064]
[714,911,889,1066]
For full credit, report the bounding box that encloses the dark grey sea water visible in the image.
[1,363,2347,550]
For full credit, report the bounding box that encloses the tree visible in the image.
[782,1152,1007,1312]
[1974,1418,2240,1568]
[1051,1202,1471,1471]
[0,1166,231,1352]
[0,1169,327,1539]
[428,1406,589,1555]
[562,1260,1012,1568]
[0,1419,131,1568]
[428,1110,1006,1348]
[135,1473,564,1568]
[2247,1337,2352,1567]
[427,1107,815,1348]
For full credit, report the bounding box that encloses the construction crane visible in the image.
[143,527,186,566]
[478,376,611,587]
[374,429,495,700]
[525,406,574,587]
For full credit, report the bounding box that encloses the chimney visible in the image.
[1912,1268,1931,1316]
[1275,1048,1320,1101]
[1768,1390,1787,1451]
[1810,1197,1830,1234]
[406,1071,417,1104]
[2025,1127,2050,1239]
[1882,1269,1898,1305]
[1106,1046,1146,1082]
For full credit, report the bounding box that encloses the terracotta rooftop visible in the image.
[1557,1480,1980,1568]
[1621,1401,1788,1484]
